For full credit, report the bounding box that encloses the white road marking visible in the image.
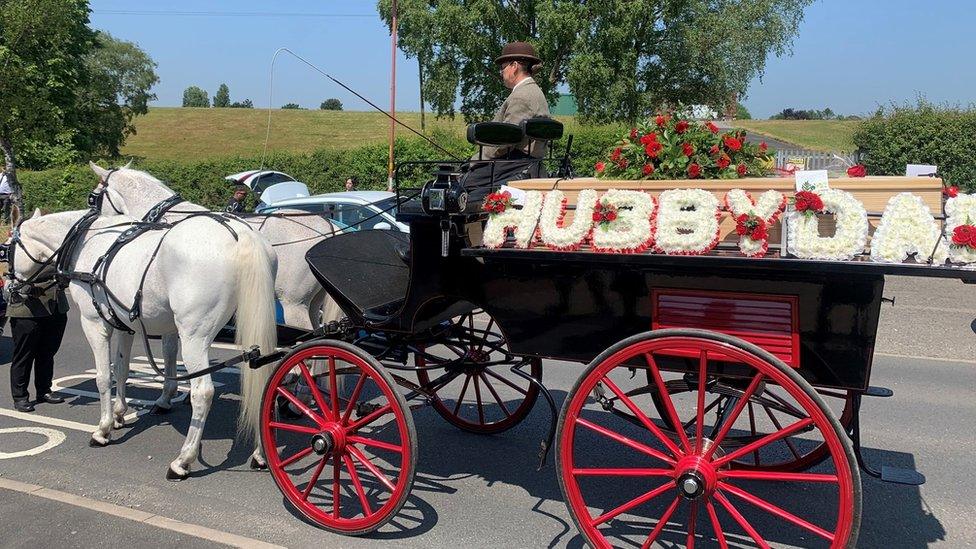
[0,478,285,549]
[875,351,976,365]
[0,427,66,459]
[0,408,96,432]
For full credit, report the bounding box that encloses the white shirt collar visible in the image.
[512,77,533,91]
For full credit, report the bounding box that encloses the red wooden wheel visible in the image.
[261,341,417,535]
[416,312,541,434]
[557,329,860,548]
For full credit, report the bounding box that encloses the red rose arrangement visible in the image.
[943,185,959,198]
[723,135,742,152]
[735,213,768,241]
[483,191,512,215]
[793,189,825,216]
[675,120,689,134]
[736,163,747,177]
[595,161,606,174]
[847,164,867,178]
[681,142,695,157]
[951,224,976,250]
[687,163,702,178]
[592,200,618,228]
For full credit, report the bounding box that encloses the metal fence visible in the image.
[774,149,858,172]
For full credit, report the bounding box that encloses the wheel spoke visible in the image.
[483,368,529,396]
[341,373,367,425]
[576,417,676,465]
[280,446,314,468]
[686,501,698,549]
[641,496,680,549]
[713,491,771,549]
[601,376,683,458]
[747,402,760,466]
[591,482,672,526]
[572,468,672,477]
[343,453,373,517]
[721,482,835,541]
[275,386,327,427]
[328,356,339,418]
[695,350,708,453]
[453,374,472,416]
[332,456,340,519]
[478,372,511,417]
[297,360,333,422]
[269,421,320,435]
[762,403,803,460]
[713,418,814,468]
[348,445,396,492]
[348,435,403,454]
[302,457,328,500]
[705,500,729,549]
[720,470,839,483]
[644,353,692,454]
[705,374,764,459]
[347,404,393,433]
[473,373,485,424]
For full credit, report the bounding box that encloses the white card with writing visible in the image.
[795,170,829,191]
[498,184,527,206]
[905,164,938,177]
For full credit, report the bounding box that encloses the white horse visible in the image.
[12,208,277,480]
[89,163,341,331]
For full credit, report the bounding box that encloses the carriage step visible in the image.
[864,386,894,397]
[880,465,926,486]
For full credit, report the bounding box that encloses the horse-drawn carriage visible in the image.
[250,118,976,547]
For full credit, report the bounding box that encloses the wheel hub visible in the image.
[673,454,719,500]
[311,424,346,455]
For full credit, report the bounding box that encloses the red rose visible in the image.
[645,141,663,158]
[847,164,867,178]
[687,163,702,178]
[716,154,731,169]
[629,128,638,139]
[642,163,654,176]
[709,145,720,155]
[610,147,622,161]
[759,141,768,152]
[592,211,601,222]
[655,115,666,127]
[640,133,658,146]
[795,199,809,211]
[594,201,603,211]
[706,122,719,134]
[675,120,690,134]
[606,210,617,221]
[617,158,629,169]
[681,142,695,157]
[723,136,742,152]
[751,226,768,241]
[595,161,605,174]
[952,225,976,247]
[735,215,749,235]
[795,190,824,213]
[737,163,748,177]
[944,186,959,198]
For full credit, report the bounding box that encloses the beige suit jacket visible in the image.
[482,78,551,159]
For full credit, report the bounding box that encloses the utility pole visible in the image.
[387,0,398,192]
[419,54,426,132]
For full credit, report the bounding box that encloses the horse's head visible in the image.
[89,161,176,218]
[7,209,60,284]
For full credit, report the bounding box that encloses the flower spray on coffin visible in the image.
[482,191,544,248]
[654,189,721,255]
[724,189,787,258]
[537,189,599,251]
[589,190,656,253]
[945,194,976,267]
[870,192,948,264]
[787,188,868,260]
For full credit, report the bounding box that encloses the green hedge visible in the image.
[853,101,976,191]
[19,125,623,213]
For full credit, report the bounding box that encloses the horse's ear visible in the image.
[89,161,110,180]
[122,159,133,169]
[31,208,42,219]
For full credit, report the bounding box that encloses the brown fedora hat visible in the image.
[494,41,541,65]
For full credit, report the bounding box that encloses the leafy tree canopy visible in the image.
[281,103,302,110]
[320,98,343,110]
[182,86,209,107]
[213,83,230,107]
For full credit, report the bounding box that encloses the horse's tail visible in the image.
[232,229,278,440]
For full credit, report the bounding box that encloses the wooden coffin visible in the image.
[509,176,944,245]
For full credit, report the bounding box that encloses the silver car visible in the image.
[257,190,408,233]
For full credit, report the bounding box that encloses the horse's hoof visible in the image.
[166,466,189,482]
[89,437,109,448]
[113,419,125,430]
[149,404,171,416]
[250,456,268,470]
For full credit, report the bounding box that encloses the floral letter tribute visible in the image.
[870,193,948,264]
[945,193,976,266]
[538,189,598,251]
[589,189,656,253]
[787,188,868,260]
[654,189,721,255]
[482,191,543,249]
[724,189,786,258]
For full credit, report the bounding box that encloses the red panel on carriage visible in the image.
[651,289,800,367]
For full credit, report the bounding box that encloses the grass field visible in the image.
[733,120,859,152]
[121,107,860,161]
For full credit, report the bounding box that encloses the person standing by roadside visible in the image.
[6,274,68,412]
[344,177,358,192]
[0,171,14,226]
[225,185,248,214]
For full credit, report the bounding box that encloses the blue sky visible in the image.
[90,0,975,119]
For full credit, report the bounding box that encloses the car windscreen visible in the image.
[372,197,398,216]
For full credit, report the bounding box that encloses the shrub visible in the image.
[852,100,976,191]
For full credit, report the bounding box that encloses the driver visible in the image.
[481,41,551,160]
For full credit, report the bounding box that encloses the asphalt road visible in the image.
[0,275,973,548]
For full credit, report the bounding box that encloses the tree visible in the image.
[320,98,343,111]
[182,86,209,107]
[736,103,752,120]
[230,99,253,108]
[281,103,301,110]
[0,0,96,213]
[378,0,812,123]
[72,32,158,158]
[213,83,230,107]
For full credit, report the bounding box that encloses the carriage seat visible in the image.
[521,117,564,144]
